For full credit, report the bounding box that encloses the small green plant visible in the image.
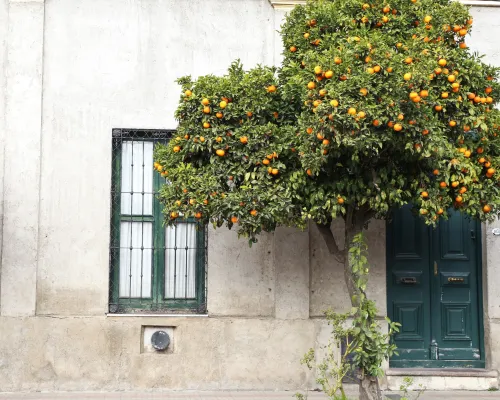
[399,377,425,400]
[296,233,400,400]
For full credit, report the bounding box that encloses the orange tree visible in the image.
[155,0,500,398]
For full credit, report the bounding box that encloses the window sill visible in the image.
[106,313,208,318]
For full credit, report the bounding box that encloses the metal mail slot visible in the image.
[400,277,417,284]
[441,272,470,287]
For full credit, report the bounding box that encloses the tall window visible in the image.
[109,129,207,314]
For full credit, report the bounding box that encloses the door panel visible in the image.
[387,204,431,362]
[431,213,481,363]
[387,207,484,368]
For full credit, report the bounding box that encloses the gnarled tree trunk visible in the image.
[317,206,382,400]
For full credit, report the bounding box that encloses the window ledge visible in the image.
[106,313,209,318]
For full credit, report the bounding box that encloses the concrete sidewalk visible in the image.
[0,391,500,400]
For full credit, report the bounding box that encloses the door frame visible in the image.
[386,216,486,368]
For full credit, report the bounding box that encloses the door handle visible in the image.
[434,261,438,276]
[471,230,476,240]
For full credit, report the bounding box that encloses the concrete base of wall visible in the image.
[386,369,499,391]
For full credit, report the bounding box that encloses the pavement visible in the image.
[0,391,500,400]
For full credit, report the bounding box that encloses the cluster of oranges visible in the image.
[153,162,168,178]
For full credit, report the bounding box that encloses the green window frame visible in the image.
[109,129,207,314]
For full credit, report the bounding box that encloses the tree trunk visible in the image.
[359,375,382,400]
[342,209,383,400]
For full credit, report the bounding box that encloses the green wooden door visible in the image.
[387,205,484,368]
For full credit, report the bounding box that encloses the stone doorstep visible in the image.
[385,368,499,391]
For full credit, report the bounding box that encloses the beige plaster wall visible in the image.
[1,0,500,393]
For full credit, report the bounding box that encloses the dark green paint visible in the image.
[387,205,484,368]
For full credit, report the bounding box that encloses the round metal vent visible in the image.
[151,330,170,351]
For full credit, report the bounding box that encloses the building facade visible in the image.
[1,0,500,393]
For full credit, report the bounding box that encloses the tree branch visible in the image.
[316,221,345,264]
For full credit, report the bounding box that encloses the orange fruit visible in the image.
[438,58,447,67]
[487,168,496,175]
[240,136,248,144]
[262,159,270,165]
[435,105,443,112]
[306,127,313,134]
[459,42,467,49]
[397,113,404,121]
[451,181,459,188]
[459,187,467,194]
[360,88,368,96]
[449,120,457,127]
[325,70,333,79]
[216,149,225,157]
[334,57,342,64]
[170,212,179,219]
[437,208,444,215]
[203,122,210,129]
[440,182,447,188]
[386,67,393,73]
[307,81,316,90]
[374,65,381,73]
[201,98,210,106]
[434,67,442,75]
[367,67,375,74]
[394,123,403,132]
[290,46,297,52]
[405,57,413,64]
[216,112,223,119]
[173,145,181,153]
[184,90,192,97]
[442,92,449,99]
[337,197,345,204]
[373,119,380,127]
[267,85,277,93]
[358,111,366,118]
[420,90,429,98]
[483,205,492,213]
[316,133,324,140]
[330,99,339,107]
[306,169,312,176]
[422,129,429,135]
[220,100,227,108]
[424,15,432,23]
[459,28,467,36]
[433,169,439,175]
[448,75,456,83]
[421,191,429,198]
[304,32,310,39]
[231,216,239,224]
[250,210,258,216]
[195,212,202,219]
[319,89,327,97]
[456,195,463,203]
[404,73,412,81]
[348,107,357,115]
[383,5,390,13]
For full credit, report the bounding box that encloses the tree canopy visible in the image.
[154,0,500,243]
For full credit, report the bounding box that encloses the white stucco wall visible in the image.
[1,0,500,393]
